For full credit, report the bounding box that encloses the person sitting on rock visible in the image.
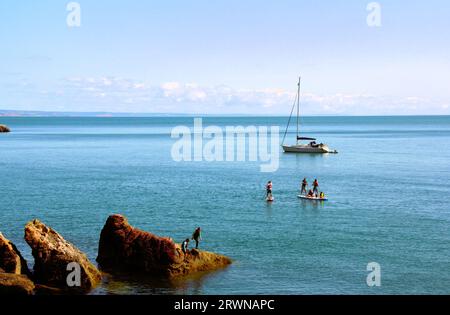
[181,238,190,257]
[192,227,202,249]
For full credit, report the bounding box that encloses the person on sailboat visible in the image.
[301,178,308,195]
[266,181,273,199]
[312,179,319,194]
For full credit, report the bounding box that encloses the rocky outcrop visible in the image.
[24,219,102,292]
[34,284,65,295]
[0,125,10,133]
[0,233,35,295]
[0,232,31,276]
[0,273,35,295]
[97,214,232,278]
[174,247,233,277]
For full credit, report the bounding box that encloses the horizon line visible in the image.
[0,109,449,118]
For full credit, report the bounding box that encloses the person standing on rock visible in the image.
[192,227,202,249]
[181,238,190,258]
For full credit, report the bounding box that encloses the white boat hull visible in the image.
[282,144,337,154]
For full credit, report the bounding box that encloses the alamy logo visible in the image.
[366,2,382,27]
[366,262,381,287]
[66,262,81,287]
[171,118,280,172]
[66,2,81,28]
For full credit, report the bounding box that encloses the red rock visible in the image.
[97,214,231,277]
[0,125,10,133]
[24,219,102,292]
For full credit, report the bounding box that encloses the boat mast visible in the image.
[296,76,301,145]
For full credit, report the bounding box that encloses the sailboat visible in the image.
[282,77,337,154]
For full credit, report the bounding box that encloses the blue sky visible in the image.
[0,0,449,115]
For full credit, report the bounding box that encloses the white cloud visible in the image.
[4,76,449,115]
[160,82,208,102]
[161,82,181,90]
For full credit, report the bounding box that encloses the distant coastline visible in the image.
[0,109,187,118]
[1,109,449,118]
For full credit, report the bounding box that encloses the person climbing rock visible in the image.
[181,238,190,258]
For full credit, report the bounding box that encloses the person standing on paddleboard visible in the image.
[313,179,319,194]
[266,181,273,199]
[192,227,202,249]
[301,178,308,195]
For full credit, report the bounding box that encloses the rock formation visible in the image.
[24,219,102,292]
[0,125,10,133]
[0,273,35,295]
[0,233,35,295]
[97,214,232,277]
[0,232,31,276]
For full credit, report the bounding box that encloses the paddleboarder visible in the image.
[301,178,308,195]
[312,179,319,194]
[266,181,273,200]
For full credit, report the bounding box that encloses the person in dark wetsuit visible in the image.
[192,227,202,249]
[301,178,308,195]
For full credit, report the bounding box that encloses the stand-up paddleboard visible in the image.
[266,197,274,202]
[298,195,328,201]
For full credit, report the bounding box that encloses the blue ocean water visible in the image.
[0,116,449,294]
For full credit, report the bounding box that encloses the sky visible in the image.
[0,0,449,115]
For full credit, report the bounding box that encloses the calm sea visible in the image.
[1,116,449,294]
